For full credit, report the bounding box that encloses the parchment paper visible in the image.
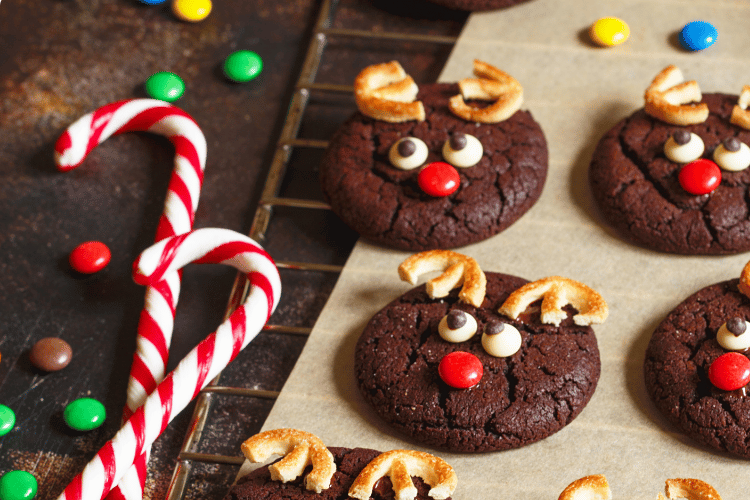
[253,1,750,498]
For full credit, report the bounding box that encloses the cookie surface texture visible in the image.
[422,0,533,11]
[224,447,444,500]
[590,93,750,254]
[319,83,548,251]
[355,271,601,452]
[644,278,750,458]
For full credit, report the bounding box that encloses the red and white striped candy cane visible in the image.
[56,228,281,500]
[55,98,207,500]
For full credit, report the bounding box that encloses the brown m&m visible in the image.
[29,337,72,371]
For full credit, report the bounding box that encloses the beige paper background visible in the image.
[254,1,750,498]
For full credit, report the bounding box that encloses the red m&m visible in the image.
[69,241,111,274]
[418,162,460,197]
[678,159,721,195]
[708,352,750,391]
[438,351,483,389]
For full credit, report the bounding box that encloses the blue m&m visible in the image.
[679,21,717,51]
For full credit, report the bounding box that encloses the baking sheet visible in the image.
[256,0,750,498]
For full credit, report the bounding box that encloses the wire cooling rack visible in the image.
[164,1,463,498]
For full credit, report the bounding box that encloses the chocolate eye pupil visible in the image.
[723,137,741,152]
[397,139,417,158]
[484,320,504,336]
[450,133,467,151]
[446,310,467,330]
[727,317,746,336]
[673,130,691,145]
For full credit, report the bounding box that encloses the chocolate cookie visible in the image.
[644,277,750,458]
[225,447,447,500]
[422,0,533,11]
[319,80,548,251]
[355,271,602,453]
[589,92,750,254]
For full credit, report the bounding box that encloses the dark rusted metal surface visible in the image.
[0,1,465,499]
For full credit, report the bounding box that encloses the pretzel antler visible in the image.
[730,85,750,130]
[499,276,608,326]
[558,475,611,500]
[559,476,721,500]
[659,479,723,500]
[240,429,336,493]
[398,250,486,308]
[644,65,709,125]
[449,59,524,123]
[354,61,426,123]
[349,450,457,500]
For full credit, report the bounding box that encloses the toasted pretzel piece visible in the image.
[658,479,722,500]
[558,475,611,500]
[739,260,750,299]
[348,450,457,500]
[498,276,608,326]
[449,59,523,123]
[644,65,709,126]
[240,429,336,493]
[398,250,486,308]
[354,61,425,122]
[730,85,750,130]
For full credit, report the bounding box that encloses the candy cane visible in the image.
[55,98,207,500]
[56,228,281,500]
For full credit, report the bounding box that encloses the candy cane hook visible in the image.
[55,98,207,500]
[56,228,281,500]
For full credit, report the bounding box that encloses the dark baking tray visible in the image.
[0,0,465,499]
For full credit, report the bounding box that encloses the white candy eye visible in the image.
[438,310,477,343]
[481,321,521,358]
[664,131,704,163]
[389,137,428,170]
[713,137,750,172]
[716,317,750,351]
[442,132,483,168]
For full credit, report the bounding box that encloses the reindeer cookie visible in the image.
[355,250,607,452]
[319,60,548,251]
[421,0,534,12]
[590,65,750,254]
[225,429,457,500]
[644,260,750,458]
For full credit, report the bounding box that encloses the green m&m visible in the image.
[63,397,106,431]
[145,71,185,102]
[223,50,263,83]
[0,405,15,437]
[0,471,37,500]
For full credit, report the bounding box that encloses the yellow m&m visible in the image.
[589,17,630,47]
[172,0,212,22]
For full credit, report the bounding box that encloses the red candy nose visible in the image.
[418,161,460,197]
[438,351,483,389]
[678,159,721,195]
[69,241,111,274]
[708,352,750,391]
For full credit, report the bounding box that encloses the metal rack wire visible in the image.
[164,1,459,498]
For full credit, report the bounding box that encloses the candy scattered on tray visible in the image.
[145,71,185,102]
[172,0,211,22]
[680,20,717,51]
[68,241,111,274]
[0,471,37,500]
[30,338,73,372]
[223,50,263,83]
[589,17,630,47]
[63,397,106,431]
[0,405,15,437]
